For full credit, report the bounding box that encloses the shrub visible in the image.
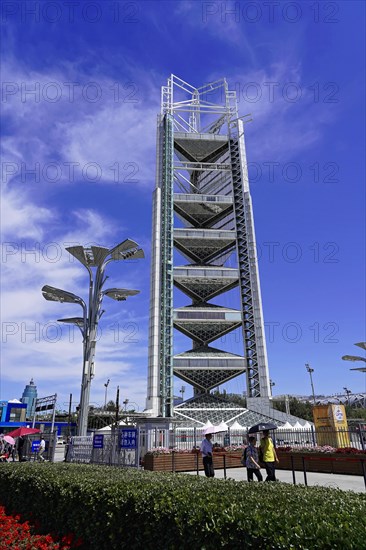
[0,463,365,549]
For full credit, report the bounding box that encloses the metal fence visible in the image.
[67,433,139,467]
[9,433,58,462]
[167,426,365,451]
[65,425,365,468]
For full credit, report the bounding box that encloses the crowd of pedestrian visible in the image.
[200,428,279,481]
[0,433,47,462]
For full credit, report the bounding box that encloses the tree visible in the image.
[272,397,314,421]
[106,400,117,412]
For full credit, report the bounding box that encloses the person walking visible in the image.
[200,432,214,477]
[37,435,46,461]
[260,429,279,481]
[244,436,263,482]
[17,436,25,462]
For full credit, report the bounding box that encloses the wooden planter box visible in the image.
[143,452,200,472]
[143,450,244,472]
[276,451,366,475]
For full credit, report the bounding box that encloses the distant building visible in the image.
[20,378,38,419]
[276,393,366,409]
[0,399,27,423]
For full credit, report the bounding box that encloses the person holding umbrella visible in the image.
[248,422,279,482]
[200,432,215,478]
[260,429,279,482]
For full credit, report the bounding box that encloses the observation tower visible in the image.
[146,75,296,427]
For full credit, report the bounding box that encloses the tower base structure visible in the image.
[174,395,308,428]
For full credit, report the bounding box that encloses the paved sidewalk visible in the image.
[185,467,366,493]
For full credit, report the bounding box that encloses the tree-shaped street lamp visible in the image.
[42,239,144,436]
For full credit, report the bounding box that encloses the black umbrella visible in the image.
[248,422,277,434]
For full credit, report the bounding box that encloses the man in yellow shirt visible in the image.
[260,430,279,481]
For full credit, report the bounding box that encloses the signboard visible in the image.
[120,428,138,449]
[332,405,347,428]
[313,405,331,429]
[31,441,40,453]
[93,434,104,449]
[313,404,350,447]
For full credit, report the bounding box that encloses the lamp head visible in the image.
[42,285,81,304]
[103,288,140,301]
[110,240,145,261]
[342,355,366,363]
[354,342,366,351]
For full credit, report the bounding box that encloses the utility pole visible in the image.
[115,386,120,426]
[305,363,316,404]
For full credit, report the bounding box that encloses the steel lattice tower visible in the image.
[146,75,271,419]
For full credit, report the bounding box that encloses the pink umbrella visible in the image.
[203,425,228,435]
[3,435,15,445]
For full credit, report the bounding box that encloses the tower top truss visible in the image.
[162,74,239,134]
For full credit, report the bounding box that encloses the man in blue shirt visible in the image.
[200,433,214,477]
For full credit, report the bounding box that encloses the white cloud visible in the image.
[1,189,55,240]
[1,58,159,189]
[1,190,148,409]
[205,62,335,161]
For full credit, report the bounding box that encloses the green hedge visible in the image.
[0,463,365,549]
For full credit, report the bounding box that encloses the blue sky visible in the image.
[1,0,365,413]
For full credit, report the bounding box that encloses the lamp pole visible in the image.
[285,394,290,415]
[343,387,351,406]
[179,385,186,403]
[42,239,144,436]
[104,379,110,409]
[305,363,316,404]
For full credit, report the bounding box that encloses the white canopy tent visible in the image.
[217,421,229,432]
[278,421,294,430]
[230,421,245,430]
[96,420,127,432]
[302,421,313,429]
[201,420,214,430]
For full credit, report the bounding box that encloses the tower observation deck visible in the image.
[146,75,289,425]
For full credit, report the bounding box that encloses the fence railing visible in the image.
[67,433,139,467]
[147,426,366,452]
[65,426,365,468]
[17,433,57,462]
